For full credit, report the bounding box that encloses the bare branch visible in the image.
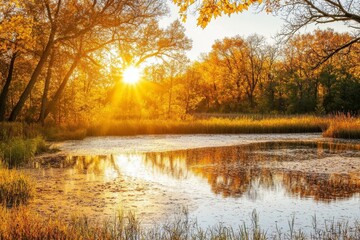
[313,37,360,69]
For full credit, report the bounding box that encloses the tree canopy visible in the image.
[173,0,360,28]
[0,0,359,124]
[173,0,360,64]
[0,0,192,123]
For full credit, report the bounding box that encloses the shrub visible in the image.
[0,122,40,141]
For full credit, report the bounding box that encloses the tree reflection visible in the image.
[60,141,360,202]
[145,141,360,201]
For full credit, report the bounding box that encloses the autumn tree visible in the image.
[207,37,245,110]
[241,35,267,109]
[179,29,358,114]
[103,20,191,119]
[194,56,224,111]
[141,54,190,118]
[190,38,246,112]
[173,0,360,64]
[6,0,168,122]
[0,0,34,121]
[273,0,359,66]
[280,29,359,113]
[177,63,204,114]
[173,0,260,27]
[194,35,270,112]
[257,45,279,112]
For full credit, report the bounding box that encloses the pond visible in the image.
[23,134,360,234]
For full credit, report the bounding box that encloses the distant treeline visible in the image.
[143,30,359,118]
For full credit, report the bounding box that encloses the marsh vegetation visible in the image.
[1,207,360,240]
[0,0,359,238]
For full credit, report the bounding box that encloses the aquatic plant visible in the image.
[2,116,359,141]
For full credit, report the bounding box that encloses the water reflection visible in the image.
[25,139,360,230]
[146,141,360,201]
[45,141,360,202]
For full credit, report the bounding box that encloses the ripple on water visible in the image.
[24,134,360,233]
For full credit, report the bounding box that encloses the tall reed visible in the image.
[87,117,327,136]
[323,115,360,139]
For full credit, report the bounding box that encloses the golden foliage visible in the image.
[173,0,262,27]
[0,2,34,53]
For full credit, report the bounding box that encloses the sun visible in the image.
[122,66,141,84]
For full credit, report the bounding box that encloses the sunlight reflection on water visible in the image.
[25,136,360,233]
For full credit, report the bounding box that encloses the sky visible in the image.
[161,1,351,61]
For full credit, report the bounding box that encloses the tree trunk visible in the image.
[38,51,55,125]
[0,52,17,121]
[43,56,80,120]
[168,76,173,117]
[249,94,254,109]
[8,29,56,122]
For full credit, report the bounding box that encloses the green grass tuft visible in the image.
[0,136,51,168]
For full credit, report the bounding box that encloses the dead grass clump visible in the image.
[0,169,34,207]
[323,116,360,139]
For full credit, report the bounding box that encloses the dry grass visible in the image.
[87,117,327,136]
[0,169,34,207]
[1,116,359,142]
[0,207,360,239]
[323,116,360,139]
[42,126,87,141]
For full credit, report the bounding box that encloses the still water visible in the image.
[24,134,360,233]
